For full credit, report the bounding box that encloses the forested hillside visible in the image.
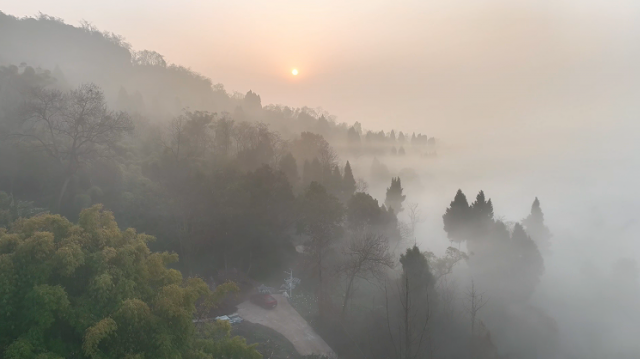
[0,10,574,359]
[0,11,435,155]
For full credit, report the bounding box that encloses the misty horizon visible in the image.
[1,2,639,359]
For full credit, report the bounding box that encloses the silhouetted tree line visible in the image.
[346,123,437,157]
[0,65,410,281]
[0,12,436,160]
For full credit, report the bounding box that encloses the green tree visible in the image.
[0,205,260,359]
[384,177,406,214]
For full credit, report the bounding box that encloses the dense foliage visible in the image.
[0,205,260,358]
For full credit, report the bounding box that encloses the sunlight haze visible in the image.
[2,1,640,358]
[5,0,640,146]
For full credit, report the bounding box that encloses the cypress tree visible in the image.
[385,177,406,214]
[400,245,434,294]
[443,189,470,241]
[342,161,357,199]
[470,190,494,232]
[522,197,552,253]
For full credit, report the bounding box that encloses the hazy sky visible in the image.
[4,0,640,146]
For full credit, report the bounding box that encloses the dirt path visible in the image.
[236,294,335,358]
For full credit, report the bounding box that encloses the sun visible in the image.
[291,68,298,76]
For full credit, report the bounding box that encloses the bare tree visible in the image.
[383,245,435,359]
[437,275,459,323]
[339,232,394,317]
[270,133,290,168]
[131,50,167,67]
[467,280,487,336]
[355,178,369,193]
[165,114,187,163]
[212,116,234,157]
[407,203,425,245]
[15,83,133,210]
[393,203,425,253]
[163,111,213,163]
[426,247,468,283]
[318,144,338,168]
[385,277,432,359]
[232,121,254,154]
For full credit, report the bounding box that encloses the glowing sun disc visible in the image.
[292,69,298,76]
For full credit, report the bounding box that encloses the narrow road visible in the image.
[236,294,336,358]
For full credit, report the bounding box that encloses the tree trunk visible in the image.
[404,275,411,359]
[341,273,356,318]
[56,175,71,212]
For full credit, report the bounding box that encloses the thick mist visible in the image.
[1,2,639,358]
[350,134,640,358]
[4,0,640,138]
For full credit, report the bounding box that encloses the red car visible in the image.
[250,293,277,309]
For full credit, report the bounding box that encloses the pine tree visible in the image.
[347,126,361,144]
[385,177,406,214]
[470,190,494,233]
[442,189,470,241]
[342,161,357,200]
[522,197,552,253]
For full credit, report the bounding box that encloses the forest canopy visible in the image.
[3,8,629,359]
